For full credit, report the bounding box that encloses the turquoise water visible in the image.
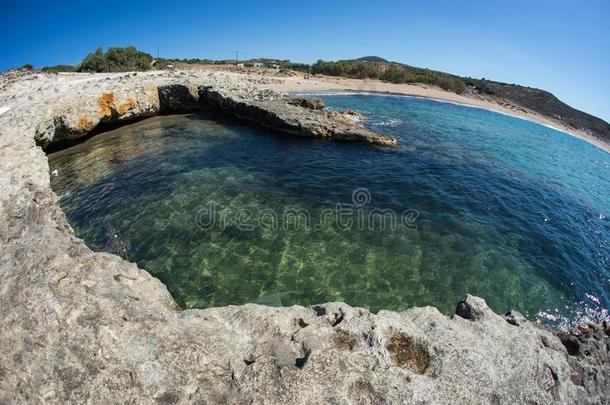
[48,95,610,323]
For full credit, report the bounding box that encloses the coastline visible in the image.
[1,68,609,402]
[264,74,610,154]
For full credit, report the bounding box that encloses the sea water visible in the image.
[48,95,610,326]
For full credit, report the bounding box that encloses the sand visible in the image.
[261,73,610,154]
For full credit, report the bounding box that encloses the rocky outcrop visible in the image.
[0,69,608,403]
[22,71,395,150]
[288,96,325,110]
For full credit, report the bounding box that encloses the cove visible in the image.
[47,95,610,323]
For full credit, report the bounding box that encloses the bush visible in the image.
[20,64,33,70]
[381,66,410,83]
[41,64,77,73]
[79,46,153,72]
[311,59,471,94]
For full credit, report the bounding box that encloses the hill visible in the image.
[311,58,610,143]
[349,56,389,63]
[33,48,610,143]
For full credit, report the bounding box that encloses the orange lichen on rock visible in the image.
[118,98,137,116]
[77,116,94,132]
[97,92,116,116]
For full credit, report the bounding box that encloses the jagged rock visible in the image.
[288,96,325,110]
[455,298,473,319]
[0,69,608,403]
[340,108,365,121]
[504,310,527,326]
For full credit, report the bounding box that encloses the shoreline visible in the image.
[293,89,573,133]
[1,68,609,402]
[265,74,610,154]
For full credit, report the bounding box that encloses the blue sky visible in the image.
[2,0,609,121]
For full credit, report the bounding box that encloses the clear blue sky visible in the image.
[2,0,609,121]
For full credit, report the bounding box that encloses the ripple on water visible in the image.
[48,97,610,320]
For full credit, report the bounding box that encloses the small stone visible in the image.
[288,96,325,110]
[455,299,473,320]
[504,310,526,326]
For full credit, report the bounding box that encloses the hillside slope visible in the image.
[472,80,610,140]
[312,58,610,144]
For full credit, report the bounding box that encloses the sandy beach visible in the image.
[260,73,610,154]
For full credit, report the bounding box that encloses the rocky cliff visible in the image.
[0,69,608,404]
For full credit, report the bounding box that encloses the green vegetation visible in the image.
[155,57,312,72]
[156,57,235,66]
[309,57,610,139]
[283,62,310,73]
[79,46,153,72]
[311,59,467,94]
[26,48,610,141]
[41,64,77,73]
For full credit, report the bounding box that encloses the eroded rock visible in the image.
[0,69,607,403]
[288,96,325,110]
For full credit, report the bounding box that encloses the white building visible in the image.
[253,63,264,69]
[236,63,244,68]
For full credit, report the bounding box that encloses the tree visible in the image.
[79,47,109,72]
[78,46,153,72]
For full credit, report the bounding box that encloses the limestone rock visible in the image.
[288,96,325,110]
[0,69,607,403]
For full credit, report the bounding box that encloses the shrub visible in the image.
[41,64,77,73]
[79,46,153,73]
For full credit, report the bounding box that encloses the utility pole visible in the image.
[236,50,239,66]
[157,45,160,59]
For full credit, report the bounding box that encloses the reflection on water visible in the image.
[48,97,610,324]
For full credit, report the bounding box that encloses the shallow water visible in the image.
[48,95,610,323]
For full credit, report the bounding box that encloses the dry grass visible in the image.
[386,332,430,374]
[97,92,116,116]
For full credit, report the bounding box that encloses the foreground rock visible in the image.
[1,70,395,150]
[0,69,608,403]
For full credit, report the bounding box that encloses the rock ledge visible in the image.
[0,70,608,404]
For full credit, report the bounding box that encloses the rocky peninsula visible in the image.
[0,68,608,403]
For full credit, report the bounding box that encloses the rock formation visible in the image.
[0,69,608,403]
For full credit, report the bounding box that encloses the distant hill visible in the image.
[469,80,610,141]
[311,57,610,143]
[349,56,389,63]
[34,47,610,143]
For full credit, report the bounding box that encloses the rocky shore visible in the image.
[0,69,395,150]
[0,69,608,403]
